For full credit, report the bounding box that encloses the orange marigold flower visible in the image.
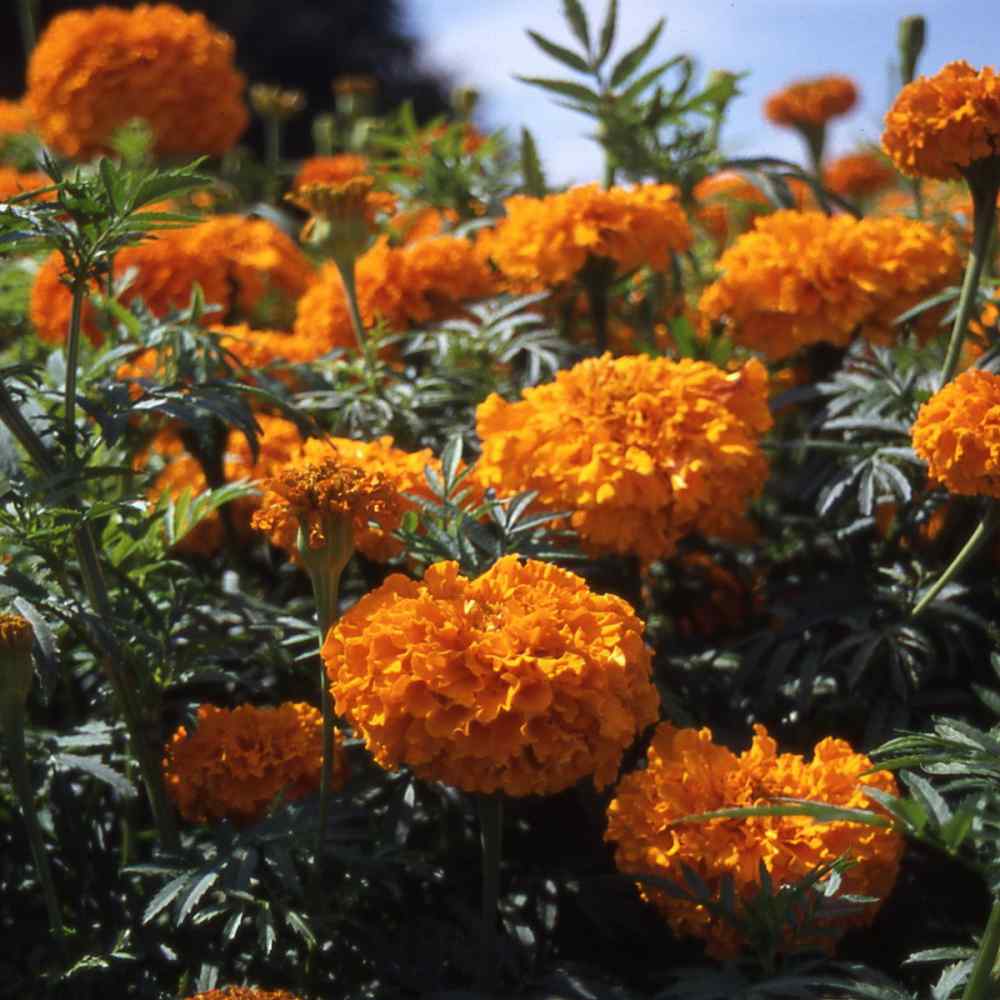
[699,210,961,359]
[0,99,32,140]
[883,61,1000,181]
[250,456,401,553]
[764,75,858,128]
[322,556,660,796]
[823,151,897,199]
[292,154,369,191]
[606,723,904,959]
[479,184,692,292]
[293,233,497,349]
[31,215,312,345]
[475,354,772,562]
[693,172,770,243]
[164,702,345,825]
[911,369,1000,497]
[26,4,247,160]
[184,989,302,1000]
[0,168,54,202]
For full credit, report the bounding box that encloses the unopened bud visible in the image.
[451,86,480,119]
[898,16,926,86]
[0,614,34,713]
[250,84,306,121]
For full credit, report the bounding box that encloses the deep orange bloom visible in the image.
[322,556,660,796]
[765,75,858,127]
[823,151,897,199]
[292,154,370,191]
[699,210,961,359]
[476,354,773,562]
[293,233,497,349]
[912,369,1000,497]
[606,723,903,959]
[184,990,303,1000]
[693,172,771,243]
[0,168,54,202]
[26,4,247,159]
[164,702,345,825]
[479,184,692,291]
[883,61,1000,180]
[0,99,32,141]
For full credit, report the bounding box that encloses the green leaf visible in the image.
[516,76,602,105]
[562,0,591,54]
[672,800,893,829]
[609,18,664,88]
[620,54,687,103]
[142,873,189,924]
[53,753,137,798]
[526,30,591,73]
[176,869,220,925]
[596,0,618,67]
[520,128,547,197]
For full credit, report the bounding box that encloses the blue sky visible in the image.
[403,0,1000,183]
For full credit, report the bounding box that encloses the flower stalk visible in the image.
[962,894,1000,1000]
[477,793,504,995]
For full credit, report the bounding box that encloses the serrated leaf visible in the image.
[526,30,591,73]
[516,76,601,105]
[143,873,190,924]
[610,19,664,88]
[176,869,220,925]
[53,753,137,798]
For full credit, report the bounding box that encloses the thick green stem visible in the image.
[912,504,1000,618]
[580,256,616,356]
[939,166,1000,388]
[334,257,366,352]
[799,123,826,178]
[477,794,504,995]
[3,707,65,948]
[962,894,1000,1000]
[63,278,87,456]
[312,567,342,858]
[17,0,37,58]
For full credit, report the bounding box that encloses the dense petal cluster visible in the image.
[0,99,32,140]
[322,556,660,796]
[764,75,858,127]
[164,702,345,825]
[0,168,54,202]
[292,154,369,190]
[475,354,773,561]
[699,210,961,359]
[606,723,904,959]
[883,61,1000,180]
[31,215,312,345]
[184,990,302,1000]
[251,456,401,553]
[911,369,1000,497]
[823,151,897,199]
[479,184,693,291]
[26,4,247,159]
[293,234,497,349]
[0,613,33,652]
[693,172,770,243]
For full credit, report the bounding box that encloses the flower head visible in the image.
[184,990,302,1000]
[693,172,771,243]
[250,456,400,554]
[883,61,1000,180]
[0,99,32,142]
[164,702,345,825]
[764,75,858,128]
[823,151,897,199]
[479,183,692,291]
[475,354,773,562]
[912,369,1000,496]
[322,556,660,796]
[0,168,53,203]
[292,154,369,191]
[605,723,904,959]
[26,4,247,159]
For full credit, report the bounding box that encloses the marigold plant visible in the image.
[699,210,961,359]
[823,151,897,199]
[883,60,1000,180]
[764,75,858,127]
[478,183,692,291]
[693,171,771,244]
[476,354,773,562]
[163,702,345,825]
[605,723,904,959]
[322,556,660,796]
[26,3,248,159]
[911,369,1000,497]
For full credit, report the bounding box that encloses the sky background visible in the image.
[403,0,1000,183]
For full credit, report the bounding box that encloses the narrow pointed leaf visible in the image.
[609,19,664,88]
[520,127,547,196]
[526,30,591,73]
[597,0,618,66]
[562,0,591,53]
[516,76,601,105]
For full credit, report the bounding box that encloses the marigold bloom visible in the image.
[31,215,312,345]
[26,4,247,160]
[184,990,302,1000]
[0,613,34,712]
[164,702,345,825]
[883,61,1000,180]
[322,556,660,796]
[476,354,772,562]
[606,723,903,959]
[765,75,858,128]
[479,184,692,292]
[293,154,369,190]
[0,99,32,141]
[911,369,1000,497]
[699,210,961,359]
[293,234,497,349]
[823,151,897,199]
[693,172,771,244]
[0,168,54,203]
[251,456,401,553]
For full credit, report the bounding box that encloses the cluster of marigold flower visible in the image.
[12,0,1000,974]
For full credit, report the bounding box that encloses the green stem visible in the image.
[63,278,87,456]
[313,568,341,858]
[265,118,282,201]
[962,894,1000,1000]
[3,706,65,949]
[912,504,1000,618]
[477,794,504,995]
[939,166,1000,388]
[334,257,366,352]
[800,123,826,178]
[16,0,37,58]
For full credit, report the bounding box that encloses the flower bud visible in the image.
[898,16,926,86]
[0,614,34,713]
